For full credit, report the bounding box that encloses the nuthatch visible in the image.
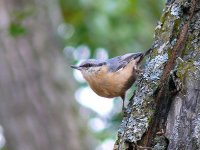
[71,49,151,111]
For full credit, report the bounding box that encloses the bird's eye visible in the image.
[80,63,92,67]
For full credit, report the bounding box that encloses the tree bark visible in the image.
[114,0,200,149]
[0,0,91,150]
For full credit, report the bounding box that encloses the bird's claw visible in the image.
[122,106,128,116]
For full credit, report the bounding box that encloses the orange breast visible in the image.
[83,60,137,98]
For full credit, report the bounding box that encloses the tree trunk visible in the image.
[114,0,200,149]
[0,0,91,150]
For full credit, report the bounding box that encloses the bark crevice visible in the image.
[114,0,200,149]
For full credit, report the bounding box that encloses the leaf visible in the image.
[9,22,27,37]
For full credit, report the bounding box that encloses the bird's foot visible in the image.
[122,106,128,117]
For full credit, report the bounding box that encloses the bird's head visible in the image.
[71,59,107,74]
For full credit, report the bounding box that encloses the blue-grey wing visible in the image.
[107,57,127,72]
[107,52,143,72]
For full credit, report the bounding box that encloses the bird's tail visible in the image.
[144,47,153,56]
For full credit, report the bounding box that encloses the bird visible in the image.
[71,48,152,112]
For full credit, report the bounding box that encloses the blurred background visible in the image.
[0,0,165,150]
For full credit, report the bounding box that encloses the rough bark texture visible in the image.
[114,0,200,149]
[0,0,92,150]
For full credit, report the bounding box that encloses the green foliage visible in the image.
[59,0,165,56]
[94,129,115,141]
[8,7,34,37]
[9,22,27,37]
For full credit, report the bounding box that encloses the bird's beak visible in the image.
[70,65,81,70]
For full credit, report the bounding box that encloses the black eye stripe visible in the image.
[99,62,106,66]
[80,63,92,67]
[80,62,106,68]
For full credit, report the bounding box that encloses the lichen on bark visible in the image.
[114,0,199,149]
